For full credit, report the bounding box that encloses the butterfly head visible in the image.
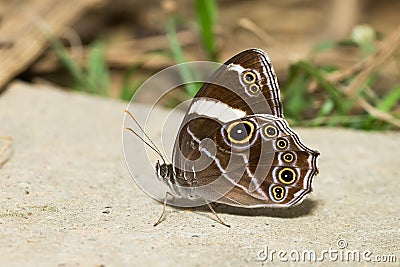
[155,160,171,182]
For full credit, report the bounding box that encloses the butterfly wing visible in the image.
[171,49,319,207]
[190,48,283,118]
[208,115,319,207]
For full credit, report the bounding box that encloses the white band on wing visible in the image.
[188,99,246,123]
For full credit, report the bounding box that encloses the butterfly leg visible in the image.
[206,202,231,228]
[154,191,175,227]
[0,136,13,168]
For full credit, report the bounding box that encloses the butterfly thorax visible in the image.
[155,161,183,197]
[155,161,172,182]
[156,161,199,200]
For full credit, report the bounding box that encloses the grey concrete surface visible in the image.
[0,82,399,266]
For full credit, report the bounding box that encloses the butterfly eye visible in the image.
[282,152,294,163]
[264,125,278,138]
[242,71,256,84]
[278,168,296,184]
[249,84,259,93]
[276,138,288,149]
[271,185,285,201]
[227,121,255,144]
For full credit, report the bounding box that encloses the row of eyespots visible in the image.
[263,124,294,201]
[242,70,260,94]
[226,120,295,157]
[226,120,280,145]
[262,126,296,164]
[275,138,297,186]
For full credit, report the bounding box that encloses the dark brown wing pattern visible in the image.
[170,49,319,207]
[191,48,283,118]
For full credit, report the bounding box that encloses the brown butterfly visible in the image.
[126,49,319,227]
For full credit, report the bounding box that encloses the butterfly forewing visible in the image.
[192,49,283,117]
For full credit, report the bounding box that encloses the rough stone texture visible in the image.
[0,82,399,266]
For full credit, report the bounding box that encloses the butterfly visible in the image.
[125,48,319,227]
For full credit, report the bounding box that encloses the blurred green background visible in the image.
[4,0,400,130]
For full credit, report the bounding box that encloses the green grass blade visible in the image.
[299,114,369,127]
[166,16,200,97]
[361,84,400,129]
[283,64,310,120]
[87,41,110,96]
[377,84,400,112]
[47,35,86,89]
[120,63,143,101]
[317,99,335,117]
[310,40,338,56]
[295,61,348,114]
[195,0,218,61]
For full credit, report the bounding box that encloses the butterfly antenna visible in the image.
[124,110,166,164]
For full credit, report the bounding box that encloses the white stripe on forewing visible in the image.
[188,99,246,123]
[227,63,246,85]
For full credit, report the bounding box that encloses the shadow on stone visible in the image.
[173,198,318,219]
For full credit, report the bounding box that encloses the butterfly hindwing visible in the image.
[172,113,318,206]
